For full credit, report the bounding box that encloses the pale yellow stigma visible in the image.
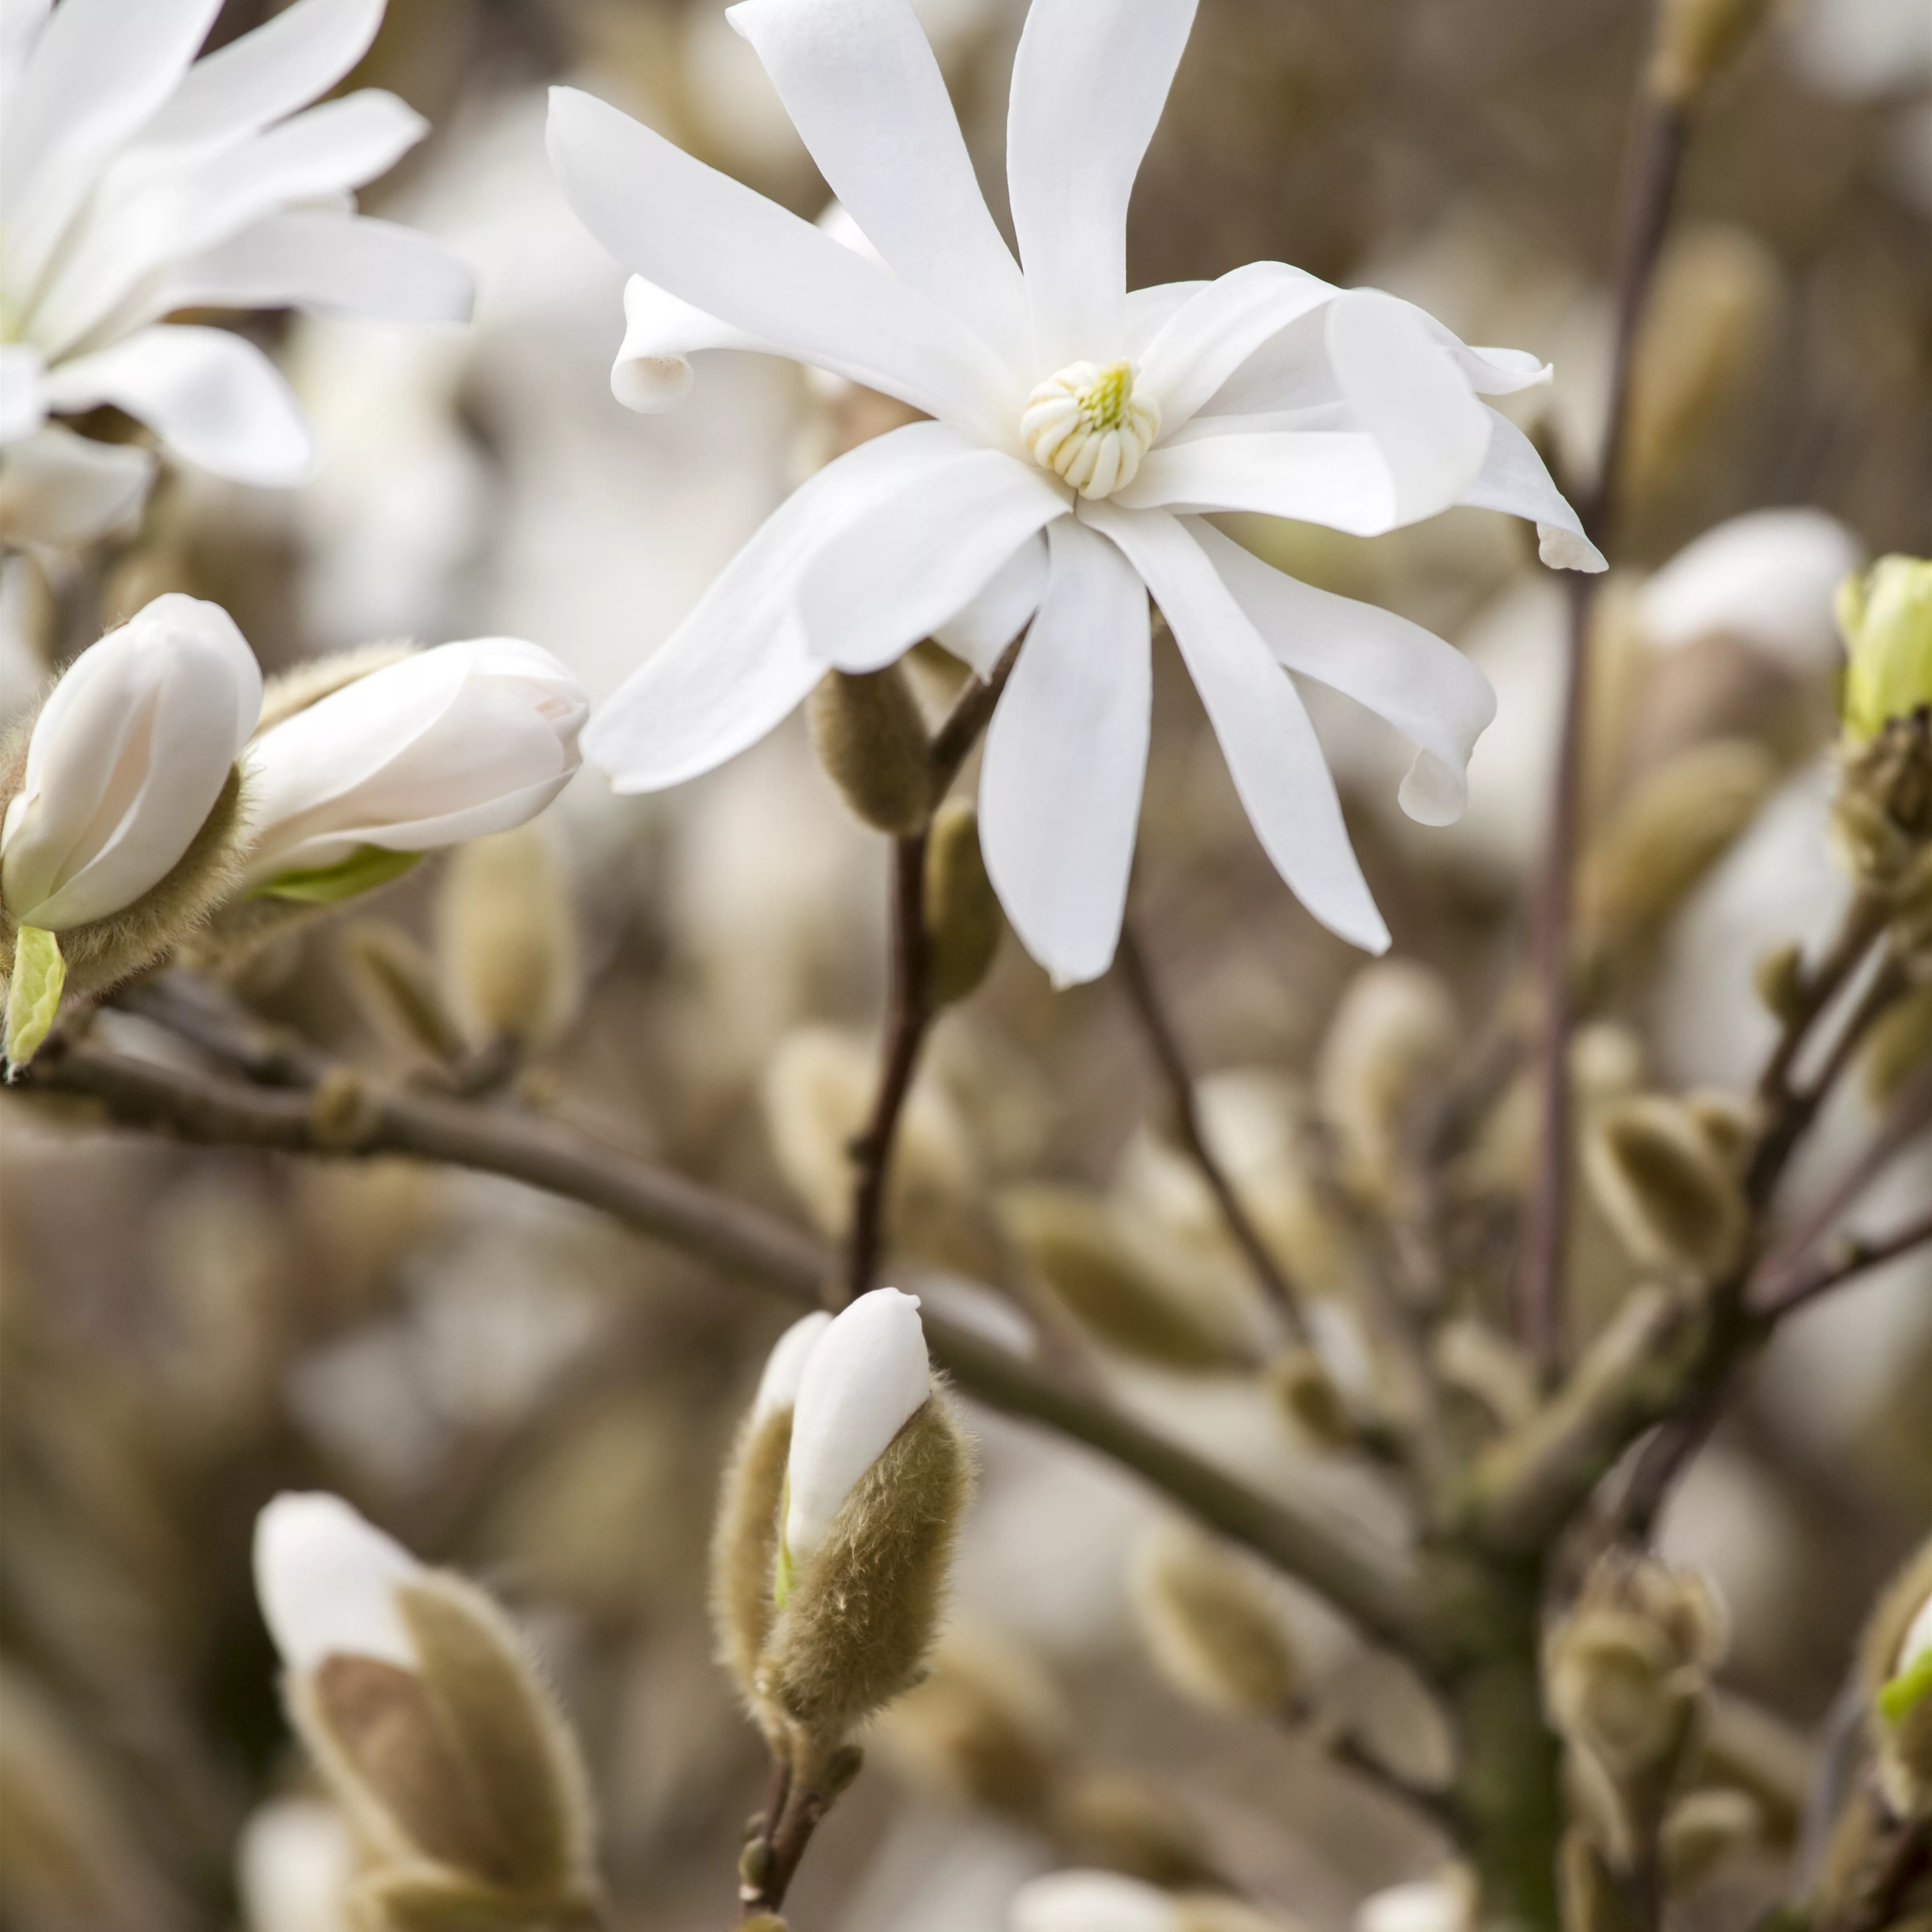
[1021,359,1159,500]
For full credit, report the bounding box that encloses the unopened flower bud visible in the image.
[437,826,580,1051]
[1266,1342,1357,1447]
[341,922,468,1065]
[1433,1318,1541,1432]
[0,594,259,1063]
[757,1290,973,1748]
[925,800,1002,1004]
[1662,1787,1764,1893]
[1860,1538,1932,1815]
[1047,1774,1218,1890]
[253,1493,601,1916]
[1753,942,1806,1022]
[1130,1521,1300,1716]
[1584,1094,1746,1280]
[236,1796,356,1932]
[1860,979,1932,1110]
[1649,0,1773,108]
[240,640,588,902]
[1839,557,1932,745]
[807,664,932,835]
[1356,1875,1475,1932]
[1560,1828,1641,1932]
[1011,1871,1292,1932]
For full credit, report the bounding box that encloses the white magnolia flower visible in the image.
[1356,1875,1475,1932]
[1,592,261,929]
[546,0,1605,985]
[1011,1870,1179,1932]
[240,639,590,893]
[235,1798,355,1932]
[253,1490,425,1674]
[753,1309,834,1422]
[0,0,473,547]
[784,1285,932,1567]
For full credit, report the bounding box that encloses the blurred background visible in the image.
[1,0,1929,1926]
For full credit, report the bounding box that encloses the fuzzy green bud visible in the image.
[1859,1538,1932,1814]
[437,827,580,1052]
[923,800,1001,1004]
[807,665,933,835]
[1130,1521,1300,1716]
[1583,1094,1747,1281]
[1861,978,1932,1110]
[1662,1787,1764,1893]
[1753,942,1806,1022]
[1840,557,1932,745]
[1265,1342,1357,1447]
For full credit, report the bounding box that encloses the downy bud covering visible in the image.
[925,800,1003,1004]
[758,1288,972,1749]
[1839,557,1932,744]
[437,826,580,1051]
[240,640,589,901]
[807,665,932,835]
[1583,1094,1746,1281]
[1130,1521,1300,1716]
[0,594,259,1063]
[1649,0,1774,108]
[253,1493,601,1924]
[1660,1787,1765,1892]
[1860,1537,1932,1815]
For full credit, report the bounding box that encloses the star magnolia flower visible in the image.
[545,0,1606,986]
[0,0,473,548]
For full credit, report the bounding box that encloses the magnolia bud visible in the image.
[1559,1828,1641,1932]
[236,1796,356,1932]
[1831,715,1932,899]
[1662,1787,1764,1892]
[253,1493,601,1917]
[0,595,259,1063]
[239,640,588,902]
[1583,1094,1746,1280]
[1433,1318,1542,1433]
[1011,1871,1293,1932]
[1753,942,1806,1022]
[1649,0,1773,108]
[1839,557,1932,745]
[1861,1538,1932,1815]
[757,1290,973,1747]
[1047,1774,1218,1889]
[437,826,580,1051]
[1860,979,1932,1109]
[807,665,932,835]
[1130,1521,1300,1716]
[1266,1342,1357,1448]
[1355,1873,1475,1932]
[925,799,1002,1003]
[341,922,467,1066]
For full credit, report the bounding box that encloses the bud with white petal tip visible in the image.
[1354,1873,1475,1932]
[253,1493,602,1923]
[437,826,580,1053]
[1860,1538,1932,1816]
[1011,1870,1296,1932]
[0,594,259,1063]
[1839,557,1932,746]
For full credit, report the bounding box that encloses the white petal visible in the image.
[1326,288,1492,524]
[1005,0,1198,370]
[1188,519,1495,827]
[1088,504,1389,953]
[1135,261,1337,432]
[1901,1591,1932,1678]
[1357,1880,1472,1932]
[545,87,1014,441]
[1637,508,1864,673]
[1455,343,1552,394]
[1009,1870,1178,1932]
[0,344,47,442]
[611,274,766,414]
[797,451,1068,672]
[1195,302,1339,418]
[582,421,980,791]
[1458,407,1606,572]
[0,0,221,297]
[785,1287,931,1563]
[45,326,314,485]
[978,516,1150,987]
[1123,280,1209,358]
[752,1311,834,1423]
[0,425,155,549]
[727,0,1029,369]
[236,1800,357,1932]
[1117,429,1403,534]
[253,1492,423,1674]
[934,532,1048,679]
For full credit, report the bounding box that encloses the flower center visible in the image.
[1021,359,1160,501]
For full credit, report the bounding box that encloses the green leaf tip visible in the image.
[4,925,66,1071]
[253,844,424,904]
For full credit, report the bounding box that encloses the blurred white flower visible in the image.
[0,592,260,928]
[547,0,1604,985]
[1010,1869,1179,1932]
[1784,0,1932,97]
[783,1285,932,1570]
[253,1490,425,1673]
[236,1797,355,1932]
[0,0,472,547]
[1355,1874,1474,1932]
[240,639,588,894]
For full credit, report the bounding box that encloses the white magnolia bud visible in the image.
[241,640,589,897]
[1011,1870,1179,1932]
[255,1492,425,1675]
[783,1287,931,1574]
[1355,1874,1475,1932]
[755,1311,834,1424]
[1,594,259,929]
[236,1797,355,1932]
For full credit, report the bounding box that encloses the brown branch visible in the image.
[1115,921,1308,1338]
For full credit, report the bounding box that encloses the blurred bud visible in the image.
[1831,712,1932,900]
[741,1918,788,1932]
[1315,962,1459,1207]
[1839,557,1932,745]
[1011,1870,1294,1932]
[1583,1094,1746,1280]
[1753,942,1806,1021]
[1662,1787,1765,1892]
[1433,1318,1541,1432]
[1579,741,1777,959]
[308,1067,377,1150]
[1860,1538,1932,1814]
[1680,1089,1756,1168]
[1049,1773,1218,1890]
[711,1313,831,1719]
[1266,1342,1356,1447]
[1355,1872,1475,1932]
[253,1493,601,1917]
[1130,1521,1300,1716]
[437,826,580,1052]
[1560,1828,1641,1932]
[1649,0,1773,107]
[239,640,588,902]
[1860,979,1932,1108]
[342,922,467,1065]
[237,1797,355,1932]
[1001,1186,1253,1371]
[758,1290,973,1747]
[874,1626,1071,1818]
[807,665,932,835]
[925,800,1002,1003]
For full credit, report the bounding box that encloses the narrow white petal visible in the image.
[1456,343,1552,394]
[1010,1870,1179,1932]
[0,425,155,549]
[752,1312,835,1423]
[253,1493,423,1674]
[785,1287,931,1563]
[1006,0,1198,369]
[611,274,766,414]
[1124,280,1208,358]
[727,0,1029,369]
[797,451,1067,672]
[1117,429,1402,534]
[1326,288,1492,524]
[546,87,1014,440]
[979,517,1150,987]
[0,345,47,442]
[583,421,979,791]
[1457,407,1607,572]
[1089,504,1389,954]
[1189,519,1496,827]
[1135,261,1337,432]
[45,326,314,486]
[934,532,1049,679]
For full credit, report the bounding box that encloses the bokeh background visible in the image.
[2,0,1929,1926]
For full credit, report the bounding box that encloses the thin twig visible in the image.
[1115,921,1308,1338]
[1759,1208,1932,1321]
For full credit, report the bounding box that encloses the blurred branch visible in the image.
[1115,920,1309,1338]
